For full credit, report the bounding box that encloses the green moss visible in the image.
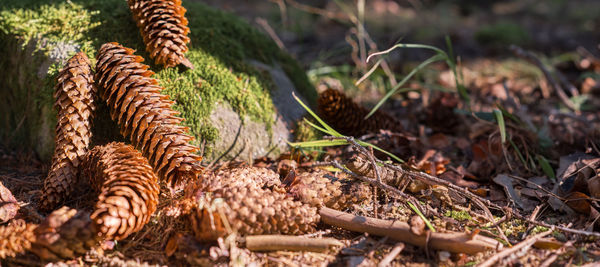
[444,209,472,221]
[0,0,315,159]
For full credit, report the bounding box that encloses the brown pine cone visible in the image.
[346,154,426,193]
[81,142,160,241]
[39,52,97,211]
[0,219,37,259]
[128,0,192,68]
[317,88,403,137]
[30,206,100,261]
[94,42,203,187]
[188,179,319,241]
[200,166,281,191]
[288,170,372,210]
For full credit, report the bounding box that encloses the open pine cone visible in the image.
[0,219,37,259]
[30,206,100,261]
[128,0,192,68]
[94,42,203,187]
[287,170,372,210]
[81,142,160,241]
[317,88,403,137]
[188,168,319,241]
[40,52,97,211]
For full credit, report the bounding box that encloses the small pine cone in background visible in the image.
[30,207,100,261]
[95,42,202,187]
[287,170,372,210]
[188,177,319,241]
[128,0,192,68]
[317,88,403,137]
[39,52,97,211]
[346,154,427,193]
[200,166,281,192]
[81,142,160,241]
[0,219,37,259]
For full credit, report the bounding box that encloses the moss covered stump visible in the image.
[0,0,316,162]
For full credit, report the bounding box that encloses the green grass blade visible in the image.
[293,93,342,137]
[408,201,436,232]
[289,139,349,148]
[366,43,447,63]
[366,54,444,119]
[537,154,556,180]
[493,109,506,143]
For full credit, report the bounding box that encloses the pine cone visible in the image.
[347,154,426,193]
[81,142,160,241]
[128,0,192,68]
[39,52,96,211]
[0,219,37,259]
[189,178,319,241]
[94,42,203,187]
[317,88,402,137]
[200,166,281,191]
[288,170,372,210]
[30,206,100,261]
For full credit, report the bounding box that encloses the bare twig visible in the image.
[510,45,578,112]
[479,229,552,267]
[320,207,502,255]
[245,235,343,252]
[378,243,405,267]
[255,18,286,51]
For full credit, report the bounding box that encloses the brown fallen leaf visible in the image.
[565,192,591,215]
[0,181,19,223]
[533,238,564,250]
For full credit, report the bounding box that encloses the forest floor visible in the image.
[2,0,600,266]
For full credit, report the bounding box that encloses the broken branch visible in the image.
[244,235,343,252]
[319,207,502,255]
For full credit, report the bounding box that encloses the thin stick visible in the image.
[478,229,552,267]
[510,45,577,112]
[245,235,343,252]
[378,243,405,267]
[320,207,501,255]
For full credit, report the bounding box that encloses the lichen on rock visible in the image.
[0,0,316,161]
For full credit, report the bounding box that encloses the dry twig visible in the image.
[478,229,552,267]
[244,235,343,252]
[320,207,502,255]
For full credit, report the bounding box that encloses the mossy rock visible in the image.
[0,0,317,162]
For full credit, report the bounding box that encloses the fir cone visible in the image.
[317,88,403,137]
[128,0,192,68]
[30,207,100,261]
[39,52,96,211]
[0,219,37,259]
[189,180,319,241]
[81,142,160,241]
[346,154,426,193]
[200,166,281,191]
[287,170,372,210]
[94,42,202,187]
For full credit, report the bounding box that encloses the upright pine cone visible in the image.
[318,88,403,137]
[40,52,96,211]
[287,170,372,210]
[81,142,160,241]
[30,207,100,261]
[188,174,319,241]
[95,42,202,187]
[128,0,192,68]
[0,219,37,259]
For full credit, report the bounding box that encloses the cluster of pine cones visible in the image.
[0,0,392,262]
